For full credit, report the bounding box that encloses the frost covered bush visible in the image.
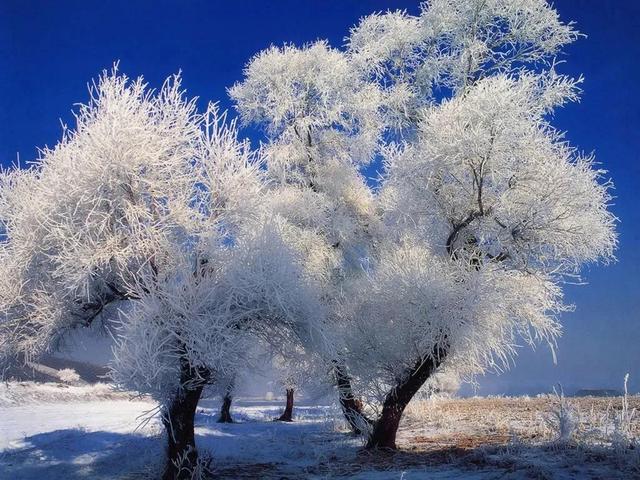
[611,374,638,451]
[57,368,81,384]
[421,367,461,398]
[170,448,213,480]
[545,386,578,444]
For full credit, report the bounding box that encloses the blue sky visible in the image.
[1,0,638,394]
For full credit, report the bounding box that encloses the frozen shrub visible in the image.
[611,374,637,450]
[545,385,578,443]
[57,368,81,384]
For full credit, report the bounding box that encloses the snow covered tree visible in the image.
[0,0,618,465]
[230,40,385,434]
[337,0,617,449]
[0,68,324,478]
[113,217,322,478]
[271,345,324,422]
[228,3,616,446]
[1,69,204,365]
[216,376,236,424]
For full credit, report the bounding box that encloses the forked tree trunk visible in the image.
[217,393,234,423]
[162,384,205,480]
[334,363,372,434]
[276,388,295,422]
[366,348,446,449]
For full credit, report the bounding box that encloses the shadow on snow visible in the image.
[0,429,160,479]
[2,409,635,479]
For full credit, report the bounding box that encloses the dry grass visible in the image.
[402,395,640,449]
[287,395,640,479]
[380,394,640,478]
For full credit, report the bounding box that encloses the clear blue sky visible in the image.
[1,0,638,394]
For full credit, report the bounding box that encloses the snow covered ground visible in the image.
[1,382,638,479]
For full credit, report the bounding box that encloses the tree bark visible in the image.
[162,384,204,480]
[366,347,446,450]
[276,388,295,422]
[162,359,210,480]
[334,364,372,435]
[217,392,234,423]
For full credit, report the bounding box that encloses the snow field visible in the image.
[1,383,639,479]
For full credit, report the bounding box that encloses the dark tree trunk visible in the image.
[217,392,234,423]
[162,384,204,480]
[162,359,210,480]
[276,388,295,422]
[366,347,446,450]
[334,364,372,435]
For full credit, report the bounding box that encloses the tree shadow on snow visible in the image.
[9,412,629,479]
[0,412,343,480]
[0,429,161,480]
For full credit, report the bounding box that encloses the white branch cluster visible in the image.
[0,0,617,416]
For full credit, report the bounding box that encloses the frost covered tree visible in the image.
[337,0,617,449]
[1,69,204,364]
[0,68,324,478]
[213,346,270,424]
[271,346,324,422]
[0,0,619,466]
[216,376,236,424]
[230,40,385,434]
[114,218,321,478]
[229,2,617,447]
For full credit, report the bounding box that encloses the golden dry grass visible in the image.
[401,394,640,451]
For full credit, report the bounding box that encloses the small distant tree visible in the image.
[272,353,299,422]
[271,346,322,422]
[217,376,236,424]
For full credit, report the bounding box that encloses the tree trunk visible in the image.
[276,388,295,422]
[162,358,210,480]
[217,392,234,423]
[162,384,204,480]
[366,348,446,450]
[334,363,372,434]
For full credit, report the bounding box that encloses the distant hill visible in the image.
[2,318,114,384]
[2,355,110,384]
[574,389,622,397]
